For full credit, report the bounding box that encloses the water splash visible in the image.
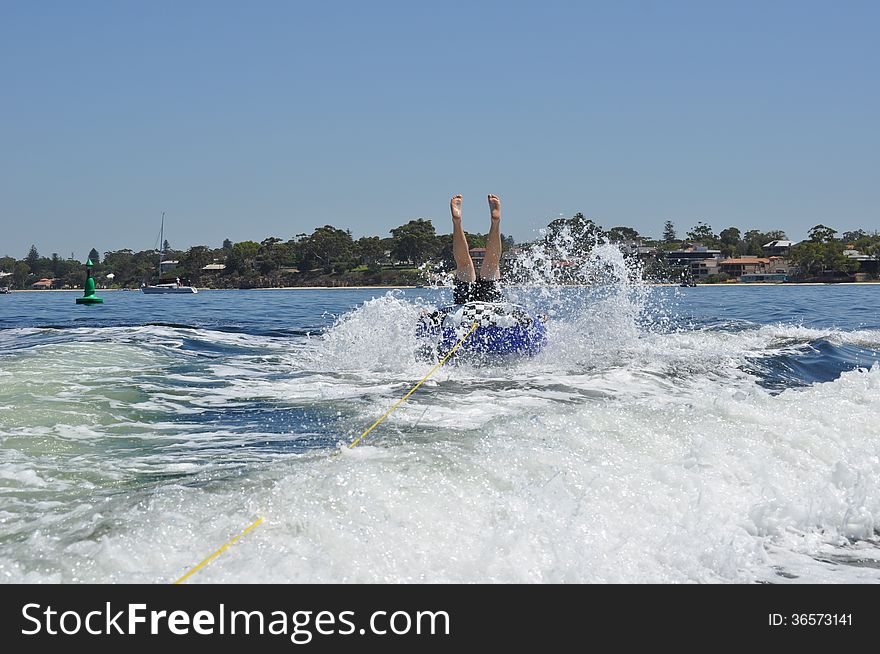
[315,225,672,374]
[306,291,437,374]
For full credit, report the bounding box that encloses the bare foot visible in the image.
[487,194,501,221]
[450,194,463,221]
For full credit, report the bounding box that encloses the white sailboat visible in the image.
[141,212,198,294]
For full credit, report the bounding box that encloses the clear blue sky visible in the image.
[2,0,878,260]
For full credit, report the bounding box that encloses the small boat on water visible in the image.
[141,282,197,294]
[141,212,197,294]
[0,286,10,294]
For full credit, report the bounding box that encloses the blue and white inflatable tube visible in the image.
[416,301,547,357]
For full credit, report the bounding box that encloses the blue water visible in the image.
[5,284,878,334]
[0,289,372,337]
[1,283,879,583]
[673,285,880,389]
[6,285,877,387]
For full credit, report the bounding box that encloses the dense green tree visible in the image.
[100,248,159,286]
[102,249,135,283]
[790,241,823,276]
[807,224,838,244]
[662,221,677,243]
[181,245,213,282]
[353,236,386,267]
[790,239,857,277]
[605,226,640,243]
[13,261,30,288]
[256,237,294,274]
[222,238,233,250]
[686,222,717,246]
[717,227,742,257]
[719,227,741,246]
[88,247,101,264]
[390,219,437,265]
[297,227,353,272]
[226,241,261,274]
[841,230,866,244]
[25,245,39,268]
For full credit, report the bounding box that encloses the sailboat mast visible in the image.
[158,212,165,276]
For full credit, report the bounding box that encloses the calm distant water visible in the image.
[1,281,879,583]
[3,283,878,332]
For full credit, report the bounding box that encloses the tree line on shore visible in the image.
[1,219,499,289]
[653,221,880,281]
[2,215,878,289]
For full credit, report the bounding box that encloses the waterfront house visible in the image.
[740,273,788,283]
[844,249,879,275]
[720,257,771,279]
[664,245,722,279]
[31,278,55,290]
[688,257,721,278]
[762,240,794,257]
[159,260,179,274]
[766,256,793,274]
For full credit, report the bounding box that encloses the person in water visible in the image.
[416,193,546,344]
[450,193,505,304]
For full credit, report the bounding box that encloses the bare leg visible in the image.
[451,194,475,282]
[480,194,502,280]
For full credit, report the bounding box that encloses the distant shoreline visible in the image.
[6,280,880,293]
[5,286,421,292]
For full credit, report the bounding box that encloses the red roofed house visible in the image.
[31,278,56,290]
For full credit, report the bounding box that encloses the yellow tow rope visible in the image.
[345,321,478,449]
[172,322,478,583]
[173,517,264,584]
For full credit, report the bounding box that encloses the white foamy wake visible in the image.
[7,362,874,583]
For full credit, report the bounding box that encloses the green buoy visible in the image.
[75,258,104,304]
